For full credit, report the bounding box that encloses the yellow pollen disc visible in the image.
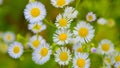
[33,24,41,30]
[88,15,93,21]
[79,28,88,37]
[58,33,67,41]
[32,40,40,48]
[13,46,20,54]
[31,8,40,17]
[59,18,67,27]
[115,55,120,62]
[40,48,48,57]
[59,52,68,61]
[77,47,83,52]
[77,58,86,67]
[119,66,120,68]
[102,44,110,52]
[105,58,111,63]
[56,0,66,7]
[6,35,12,41]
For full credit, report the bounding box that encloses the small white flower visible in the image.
[53,29,72,45]
[112,50,120,63]
[97,39,114,55]
[3,32,15,43]
[97,18,107,25]
[86,12,96,22]
[73,21,95,44]
[24,1,46,23]
[32,43,52,64]
[73,43,84,53]
[28,35,46,49]
[55,14,71,29]
[0,0,3,5]
[8,42,23,59]
[51,0,73,8]
[114,62,120,68]
[91,47,96,53]
[63,6,78,19]
[28,22,46,33]
[73,53,90,68]
[54,47,72,65]
[104,55,114,65]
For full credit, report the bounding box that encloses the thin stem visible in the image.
[43,19,57,29]
[75,0,80,9]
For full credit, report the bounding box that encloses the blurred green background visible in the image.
[0,0,120,68]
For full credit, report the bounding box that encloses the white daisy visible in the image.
[55,14,71,29]
[73,43,84,53]
[0,43,8,53]
[51,0,73,8]
[97,18,107,25]
[8,42,23,59]
[86,12,96,22]
[0,0,2,5]
[24,1,46,23]
[28,22,46,33]
[28,35,46,49]
[53,29,72,45]
[3,32,15,43]
[63,6,78,19]
[97,39,114,55]
[32,43,52,64]
[104,55,114,65]
[73,21,95,44]
[113,50,120,63]
[73,53,90,68]
[114,62,120,68]
[54,47,72,65]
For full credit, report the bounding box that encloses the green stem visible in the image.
[75,0,80,9]
[43,19,57,28]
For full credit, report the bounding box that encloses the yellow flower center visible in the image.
[59,52,68,61]
[32,40,40,48]
[40,48,48,57]
[59,18,67,27]
[118,66,120,68]
[56,0,66,7]
[79,28,88,37]
[87,15,93,21]
[102,44,110,52]
[6,35,12,41]
[77,47,83,52]
[58,33,67,41]
[77,58,86,67]
[13,46,20,54]
[31,8,40,17]
[105,57,111,63]
[33,24,41,30]
[115,55,120,62]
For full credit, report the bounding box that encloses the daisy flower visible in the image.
[28,35,46,49]
[73,53,90,68]
[3,32,15,43]
[28,22,46,33]
[114,62,120,68]
[97,18,107,25]
[73,21,95,44]
[86,12,96,22]
[53,29,72,45]
[104,55,114,65]
[113,51,120,63]
[54,47,72,65]
[24,1,46,23]
[8,42,23,59]
[51,0,73,8]
[55,14,71,29]
[73,43,84,53]
[97,39,114,55]
[0,43,8,53]
[32,43,52,64]
[63,6,78,19]
[0,0,3,5]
